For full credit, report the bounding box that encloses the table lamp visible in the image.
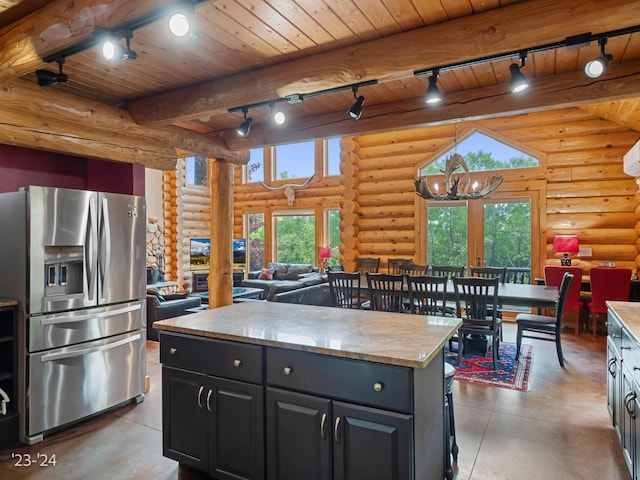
[319,247,331,273]
[553,235,579,266]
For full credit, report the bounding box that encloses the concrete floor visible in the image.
[0,323,630,480]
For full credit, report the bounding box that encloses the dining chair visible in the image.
[399,263,429,276]
[588,267,632,339]
[543,265,583,336]
[327,264,345,272]
[365,272,404,312]
[515,272,573,367]
[470,266,507,325]
[432,265,466,279]
[327,271,361,309]
[355,257,381,274]
[452,276,501,369]
[387,258,413,274]
[405,274,449,315]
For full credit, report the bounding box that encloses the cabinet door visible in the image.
[333,401,413,480]
[162,366,209,471]
[608,336,621,440]
[622,363,636,475]
[209,377,265,480]
[266,387,332,480]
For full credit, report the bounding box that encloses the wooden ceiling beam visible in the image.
[0,0,180,84]
[127,0,640,125]
[221,60,640,150]
[0,79,248,166]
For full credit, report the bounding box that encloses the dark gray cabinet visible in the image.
[160,332,265,480]
[160,331,444,480]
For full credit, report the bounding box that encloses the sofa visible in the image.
[272,283,333,306]
[146,290,202,341]
[241,262,327,301]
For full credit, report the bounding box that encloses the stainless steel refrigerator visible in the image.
[0,186,147,444]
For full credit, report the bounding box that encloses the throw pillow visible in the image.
[258,267,275,280]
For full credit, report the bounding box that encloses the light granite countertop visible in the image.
[0,298,17,307]
[608,301,640,340]
[153,301,461,369]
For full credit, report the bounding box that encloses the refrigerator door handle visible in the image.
[39,333,142,362]
[99,196,112,302]
[86,196,98,301]
[38,303,142,326]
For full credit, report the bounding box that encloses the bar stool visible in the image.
[444,362,458,480]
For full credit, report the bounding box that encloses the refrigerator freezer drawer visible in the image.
[28,300,145,352]
[27,330,145,437]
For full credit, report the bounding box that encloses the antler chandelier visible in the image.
[414,152,503,201]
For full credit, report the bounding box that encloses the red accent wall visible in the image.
[0,144,144,195]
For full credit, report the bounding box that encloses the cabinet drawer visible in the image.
[622,328,640,382]
[266,347,413,413]
[160,332,263,384]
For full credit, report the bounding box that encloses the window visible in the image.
[246,213,265,271]
[274,212,315,264]
[185,156,208,186]
[326,137,341,176]
[274,141,315,180]
[325,208,340,267]
[246,148,264,183]
[421,131,538,175]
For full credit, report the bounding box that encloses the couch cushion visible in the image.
[267,262,289,280]
[285,264,313,280]
[258,267,275,280]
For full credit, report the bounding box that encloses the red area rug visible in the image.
[445,342,533,392]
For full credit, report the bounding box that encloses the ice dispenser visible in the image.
[44,246,84,297]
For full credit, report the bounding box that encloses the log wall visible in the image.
[166,107,640,281]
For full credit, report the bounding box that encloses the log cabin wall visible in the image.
[167,108,640,281]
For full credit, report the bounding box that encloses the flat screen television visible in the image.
[233,238,246,266]
[190,238,210,271]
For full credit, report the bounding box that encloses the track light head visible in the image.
[168,4,196,38]
[425,69,442,104]
[584,37,613,78]
[270,104,286,125]
[347,87,365,120]
[36,59,68,87]
[101,30,137,61]
[509,53,529,93]
[237,108,253,137]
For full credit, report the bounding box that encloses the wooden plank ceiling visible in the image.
[0,0,639,169]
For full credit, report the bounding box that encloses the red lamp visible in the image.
[319,247,332,273]
[553,235,579,266]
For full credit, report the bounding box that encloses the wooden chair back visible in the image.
[327,271,361,309]
[365,272,404,312]
[355,257,380,274]
[387,258,413,274]
[399,263,429,276]
[405,275,448,315]
[432,265,465,279]
[470,266,507,283]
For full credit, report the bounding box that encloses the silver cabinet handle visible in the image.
[373,382,383,392]
[284,367,292,376]
[206,389,213,412]
[233,359,242,367]
[334,416,341,443]
[320,413,327,440]
[170,347,177,355]
[612,334,621,339]
[197,386,204,409]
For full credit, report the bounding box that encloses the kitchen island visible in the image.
[154,301,461,480]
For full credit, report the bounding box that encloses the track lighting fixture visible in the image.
[270,104,286,125]
[101,30,137,62]
[584,37,613,78]
[35,58,68,87]
[168,3,196,38]
[347,86,365,120]
[425,69,442,104]
[237,108,253,137]
[509,52,529,93]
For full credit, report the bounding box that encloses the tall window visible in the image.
[246,148,264,183]
[246,212,265,271]
[274,212,315,263]
[275,141,315,180]
[186,156,208,186]
[326,137,341,176]
[427,204,468,266]
[326,208,340,267]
